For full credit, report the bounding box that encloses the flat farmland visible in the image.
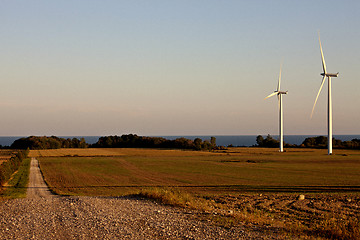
[33,148,360,238]
[28,148,126,157]
[36,147,360,196]
[29,147,214,158]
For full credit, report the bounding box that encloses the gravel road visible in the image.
[0,158,266,239]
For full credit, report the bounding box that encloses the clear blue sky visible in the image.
[0,0,359,136]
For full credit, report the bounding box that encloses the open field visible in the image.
[36,147,360,239]
[36,147,360,195]
[29,147,214,158]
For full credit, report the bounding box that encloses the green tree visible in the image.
[256,135,264,147]
[210,137,216,147]
[194,138,202,150]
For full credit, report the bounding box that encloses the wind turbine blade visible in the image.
[318,32,327,74]
[310,76,326,118]
[277,94,280,109]
[277,64,282,92]
[264,92,277,100]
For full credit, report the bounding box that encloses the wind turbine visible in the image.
[311,33,339,155]
[265,64,288,152]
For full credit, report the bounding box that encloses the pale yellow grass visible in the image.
[29,148,215,158]
[30,147,360,158]
[28,148,124,157]
[216,147,360,156]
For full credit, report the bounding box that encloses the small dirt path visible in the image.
[0,158,269,239]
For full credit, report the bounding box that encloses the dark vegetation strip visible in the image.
[10,134,219,151]
[11,136,87,149]
[257,134,360,149]
[7,134,360,150]
[1,158,31,198]
[0,150,28,187]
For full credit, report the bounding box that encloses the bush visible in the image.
[256,134,279,148]
[0,150,28,186]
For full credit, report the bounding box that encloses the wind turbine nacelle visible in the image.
[327,72,339,77]
[278,91,288,95]
[321,72,339,77]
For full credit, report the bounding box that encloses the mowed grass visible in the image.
[37,148,360,196]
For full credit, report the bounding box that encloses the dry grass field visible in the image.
[29,147,214,158]
[35,147,360,239]
[36,147,360,195]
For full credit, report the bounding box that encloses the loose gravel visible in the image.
[0,158,267,239]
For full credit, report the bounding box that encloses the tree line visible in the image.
[256,134,360,149]
[301,136,360,149]
[9,135,218,151]
[7,134,360,150]
[10,136,88,150]
[92,134,217,151]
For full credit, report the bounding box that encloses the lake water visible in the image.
[2,135,360,147]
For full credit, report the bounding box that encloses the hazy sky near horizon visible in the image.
[0,0,359,136]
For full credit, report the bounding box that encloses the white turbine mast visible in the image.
[311,32,339,155]
[265,64,288,152]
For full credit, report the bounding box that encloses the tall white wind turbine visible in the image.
[265,64,288,152]
[311,33,339,155]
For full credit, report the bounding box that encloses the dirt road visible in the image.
[26,158,53,198]
[0,158,264,239]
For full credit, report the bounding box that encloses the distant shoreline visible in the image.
[1,135,360,148]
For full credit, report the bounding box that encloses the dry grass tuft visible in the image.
[138,187,211,211]
[315,216,360,240]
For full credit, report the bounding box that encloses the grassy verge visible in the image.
[1,158,31,199]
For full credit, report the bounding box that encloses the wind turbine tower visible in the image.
[311,33,339,155]
[265,64,288,152]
